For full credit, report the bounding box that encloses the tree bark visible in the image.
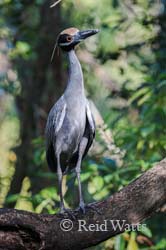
[1,159,166,250]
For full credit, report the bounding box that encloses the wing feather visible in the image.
[45,96,66,147]
[86,99,95,138]
[81,99,95,158]
[45,96,66,172]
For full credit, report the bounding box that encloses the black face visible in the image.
[57,34,79,51]
[57,29,99,51]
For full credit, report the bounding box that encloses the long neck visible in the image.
[65,49,84,95]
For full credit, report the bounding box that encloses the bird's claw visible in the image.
[78,201,86,214]
[77,202,101,215]
[59,207,76,219]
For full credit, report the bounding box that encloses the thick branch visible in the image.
[0,159,166,250]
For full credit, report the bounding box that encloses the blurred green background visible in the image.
[0,0,166,249]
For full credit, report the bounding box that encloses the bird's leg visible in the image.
[75,139,101,215]
[57,154,65,213]
[75,137,88,213]
[57,155,75,218]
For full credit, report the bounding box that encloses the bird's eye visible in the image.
[66,36,72,42]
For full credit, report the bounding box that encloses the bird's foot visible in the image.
[77,202,101,215]
[78,201,86,214]
[59,207,76,219]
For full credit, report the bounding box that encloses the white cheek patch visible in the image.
[59,42,71,46]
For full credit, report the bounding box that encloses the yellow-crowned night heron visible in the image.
[45,27,99,213]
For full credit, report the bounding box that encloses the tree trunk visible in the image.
[9,1,64,196]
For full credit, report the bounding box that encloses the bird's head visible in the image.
[57,27,99,51]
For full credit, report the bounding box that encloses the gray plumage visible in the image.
[45,28,98,213]
[45,50,95,172]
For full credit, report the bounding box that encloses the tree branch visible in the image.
[0,159,166,250]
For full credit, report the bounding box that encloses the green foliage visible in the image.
[0,0,166,250]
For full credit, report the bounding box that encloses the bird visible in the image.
[45,27,99,213]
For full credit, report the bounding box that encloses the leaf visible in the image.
[127,232,139,250]
[129,87,150,104]
[139,225,152,238]
[114,235,125,250]
[141,125,155,138]
[5,194,19,203]
[15,177,34,212]
[80,172,91,182]
[88,176,104,194]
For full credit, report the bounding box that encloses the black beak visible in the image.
[77,29,99,41]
